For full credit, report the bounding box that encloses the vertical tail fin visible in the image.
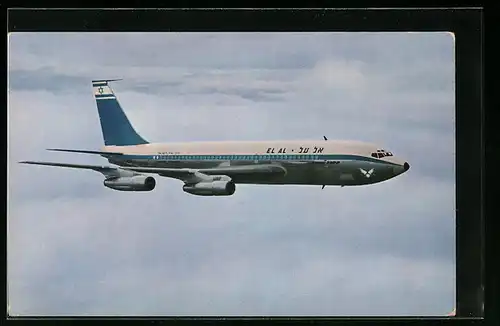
[92,79,149,146]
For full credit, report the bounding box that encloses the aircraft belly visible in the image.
[108,159,385,186]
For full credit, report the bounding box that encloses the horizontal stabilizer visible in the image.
[47,148,124,156]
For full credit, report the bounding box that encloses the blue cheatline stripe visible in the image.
[109,153,401,166]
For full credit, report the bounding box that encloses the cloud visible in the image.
[7,32,455,316]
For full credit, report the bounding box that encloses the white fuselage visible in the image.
[103,140,409,186]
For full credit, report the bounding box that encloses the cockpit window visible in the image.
[371,149,393,158]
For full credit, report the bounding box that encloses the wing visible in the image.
[47,148,124,156]
[121,164,287,181]
[20,160,205,184]
[19,161,121,177]
[20,161,287,184]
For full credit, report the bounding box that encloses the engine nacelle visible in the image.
[183,180,236,196]
[104,175,156,192]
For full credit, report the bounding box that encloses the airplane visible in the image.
[19,79,410,196]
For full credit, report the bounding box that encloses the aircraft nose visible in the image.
[404,162,410,172]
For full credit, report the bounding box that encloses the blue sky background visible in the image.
[8,32,455,316]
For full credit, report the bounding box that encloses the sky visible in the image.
[7,32,455,316]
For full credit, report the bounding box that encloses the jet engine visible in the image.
[183,180,236,196]
[103,175,156,191]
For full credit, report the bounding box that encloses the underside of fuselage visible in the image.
[108,157,397,186]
